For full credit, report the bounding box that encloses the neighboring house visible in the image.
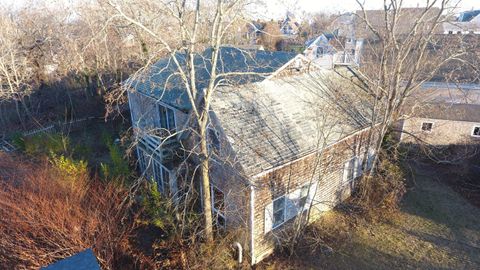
[245,20,265,45]
[279,12,300,38]
[399,82,480,146]
[126,46,378,264]
[400,103,480,146]
[303,32,359,68]
[331,12,356,39]
[354,8,443,40]
[442,10,480,35]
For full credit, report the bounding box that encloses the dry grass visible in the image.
[258,164,480,270]
[0,153,144,269]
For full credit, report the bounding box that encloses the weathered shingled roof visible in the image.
[211,68,373,177]
[129,47,296,111]
[412,103,480,123]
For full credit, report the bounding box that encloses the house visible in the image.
[279,12,300,38]
[442,10,480,35]
[126,46,379,264]
[354,8,443,41]
[399,82,480,146]
[244,20,265,45]
[303,31,360,68]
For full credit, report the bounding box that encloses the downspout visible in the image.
[249,185,255,265]
[233,242,243,264]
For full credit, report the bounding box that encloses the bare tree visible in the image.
[0,13,33,128]
[107,0,255,242]
[351,0,468,173]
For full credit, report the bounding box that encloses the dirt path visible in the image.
[258,166,480,270]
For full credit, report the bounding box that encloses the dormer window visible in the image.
[158,104,176,132]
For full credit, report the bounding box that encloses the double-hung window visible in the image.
[211,186,226,228]
[272,196,286,229]
[472,126,480,137]
[264,182,317,233]
[158,104,176,132]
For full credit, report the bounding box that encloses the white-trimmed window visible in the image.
[272,196,286,229]
[343,157,356,184]
[421,122,433,132]
[158,104,176,132]
[211,185,226,228]
[472,126,480,137]
[264,182,318,233]
[153,160,170,195]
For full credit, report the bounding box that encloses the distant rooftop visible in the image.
[458,10,480,22]
[413,103,480,123]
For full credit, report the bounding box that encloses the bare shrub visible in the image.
[352,155,407,220]
[0,153,142,269]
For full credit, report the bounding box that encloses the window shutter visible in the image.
[264,202,274,234]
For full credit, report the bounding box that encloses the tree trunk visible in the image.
[199,125,213,242]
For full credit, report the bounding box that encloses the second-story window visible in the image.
[158,104,176,132]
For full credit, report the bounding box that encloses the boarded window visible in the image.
[421,122,433,132]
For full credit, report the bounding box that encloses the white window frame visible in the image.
[471,125,480,138]
[211,185,226,228]
[267,182,317,232]
[421,121,434,132]
[271,195,286,230]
